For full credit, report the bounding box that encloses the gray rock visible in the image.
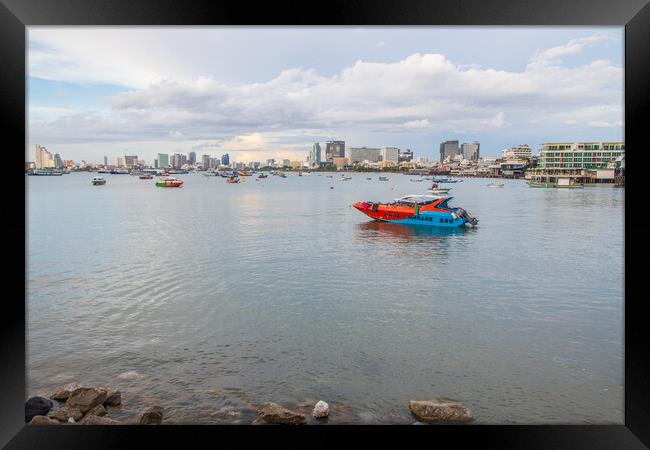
[83,404,107,418]
[29,415,59,425]
[409,400,474,424]
[258,402,307,425]
[25,397,54,422]
[50,406,83,422]
[137,405,164,425]
[66,387,108,414]
[312,400,329,419]
[103,388,122,406]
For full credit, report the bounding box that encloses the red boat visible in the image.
[353,194,477,227]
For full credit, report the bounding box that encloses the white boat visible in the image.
[487,183,504,188]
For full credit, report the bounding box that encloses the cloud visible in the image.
[28,31,623,161]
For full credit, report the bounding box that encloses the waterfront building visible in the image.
[290,160,302,169]
[124,155,138,167]
[529,141,625,183]
[34,144,54,169]
[154,159,158,169]
[266,158,275,167]
[65,160,74,168]
[309,143,322,167]
[381,146,399,164]
[440,140,460,162]
[333,157,348,170]
[501,144,532,160]
[188,151,196,165]
[461,142,480,161]
[221,154,230,166]
[325,140,345,163]
[398,149,414,162]
[346,147,381,164]
[158,153,169,168]
[53,153,63,169]
[103,156,108,167]
[202,154,210,169]
[116,156,125,167]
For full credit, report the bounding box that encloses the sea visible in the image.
[26,172,624,424]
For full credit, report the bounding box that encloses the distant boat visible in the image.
[237,170,252,176]
[91,176,106,185]
[111,169,129,174]
[29,169,63,176]
[410,179,424,182]
[487,183,504,188]
[527,176,583,189]
[156,177,183,187]
[226,176,242,184]
[139,174,153,179]
[379,176,389,181]
[340,175,352,181]
[366,177,372,180]
[258,173,268,179]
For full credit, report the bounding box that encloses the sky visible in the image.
[27,27,624,164]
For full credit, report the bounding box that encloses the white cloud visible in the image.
[27,31,623,161]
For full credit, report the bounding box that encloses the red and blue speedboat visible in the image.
[353,194,478,228]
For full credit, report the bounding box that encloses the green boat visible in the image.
[91,177,106,185]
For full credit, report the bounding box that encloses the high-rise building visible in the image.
[461,142,480,161]
[188,152,196,165]
[34,144,53,169]
[158,153,169,168]
[53,153,63,169]
[398,149,414,162]
[346,147,381,163]
[266,158,275,167]
[440,140,460,162]
[282,159,290,167]
[325,140,345,162]
[116,156,125,167]
[381,146,399,163]
[202,154,210,169]
[124,155,138,167]
[310,143,322,167]
[221,154,230,166]
[501,144,531,160]
[103,156,108,167]
[154,159,158,169]
[170,153,187,169]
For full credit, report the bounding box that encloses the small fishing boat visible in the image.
[238,170,252,177]
[379,176,389,181]
[340,175,352,181]
[91,176,106,185]
[258,173,268,179]
[226,176,242,183]
[156,177,183,187]
[278,172,287,178]
[139,174,153,179]
[427,182,450,195]
[366,177,372,180]
[410,179,424,182]
[353,194,478,227]
[487,183,504,188]
[326,175,333,178]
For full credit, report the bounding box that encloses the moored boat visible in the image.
[139,174,153,179]
[226,175,242,183]
[487,183,504,188]
[353,194,478,227]
[379,176,389,181]
[156,177,183,187]
[258,173,268,179]
[91,176,106,185]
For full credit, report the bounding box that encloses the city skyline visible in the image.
[27,27,623,163]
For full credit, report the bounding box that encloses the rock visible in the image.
[25,396,54,422]
[84,404,108,418]
[138,405,164,425]
[258,402,307,425]
[51,383,83,401]
[29,415,59,425]
[250,417,269,425]
[66,387,108,414]
[103,389,122,407]
[68,417,75,423]
[408,400,474,424]
[49,406,83,422]
[312,401,329,419]
[78,415,122,425]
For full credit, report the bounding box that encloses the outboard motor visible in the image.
[454,208,479,226]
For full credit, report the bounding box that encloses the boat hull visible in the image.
[527,182,583,189]
[353,202,465,227]
[156,181,183,187]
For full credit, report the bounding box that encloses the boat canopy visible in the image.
[394,194,446,205]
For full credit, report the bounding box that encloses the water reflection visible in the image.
[355,220,468,240]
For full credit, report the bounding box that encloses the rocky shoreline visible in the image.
[27,382,474,425]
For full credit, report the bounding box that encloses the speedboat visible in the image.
[91,176,106,185]
[226,176,242,183]
[156,176,183,187]
[139,174,153,179]
[487,183,504,188]
[340,175,352,181]
[353,194,478,227]
[379,176,389,181]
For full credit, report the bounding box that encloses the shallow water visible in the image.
[26,172,624,424]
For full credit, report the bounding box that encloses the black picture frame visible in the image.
[1,0,647,448]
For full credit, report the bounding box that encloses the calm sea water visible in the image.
[26,172,624,424]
